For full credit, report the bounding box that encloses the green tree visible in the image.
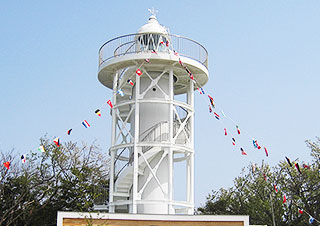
[198,138,320,226]
[0,138,109,226]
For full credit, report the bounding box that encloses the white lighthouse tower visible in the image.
[97,11,208,215]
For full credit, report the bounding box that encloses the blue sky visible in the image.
[1,1,320,207]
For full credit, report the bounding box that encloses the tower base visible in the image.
[57,211,253,226]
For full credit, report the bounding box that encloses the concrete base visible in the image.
[57,211,251,226]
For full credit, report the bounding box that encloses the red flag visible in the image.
[283,195,287,204]
[107,100,113,108]
[189,74,194,80]
[178,58,183,66]
[274,184,278,193]
[303,164,310,169]
[264,147,269,157]
[224,128,227,136]
[136,69,142,76]
[236,125,240,134]
[166,40,169,47]
[298,208,304,214]
[3,161,10,170]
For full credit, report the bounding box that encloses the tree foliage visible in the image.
[198,138,320,226]
[0,138,109,226]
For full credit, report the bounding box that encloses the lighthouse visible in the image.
[57,11,252,226]
[97,11,208,215]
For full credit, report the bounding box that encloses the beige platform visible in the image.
[57,211,251,226]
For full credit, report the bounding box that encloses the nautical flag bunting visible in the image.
[232,138,236,146]
[107,100,113,108]
[53,138,60,147]
[295,162,302,174]
[39,145,46,152]
[67,129,72,135]
[283,195,287,204]
[285,156,292,167]
[263,173,267,181]
[241,148,247,155]
[136,69,142,76]
[264,147,269,157]
[214,112,220,120]
[127,79,134,86]
[185,67,191,75]
[117,89,124,96]
[303,164,310,169]
[251,163,256,173]
[208,95,215,108]
[21,154,26,163]
[82,120,90,128]
[253,139,258,148]
[236,125,241,134]
[3,161,10,170]
[95,109,101,117]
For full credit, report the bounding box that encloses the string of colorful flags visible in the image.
[172,44,319,223]
[254,156,318,224]
[2,43,319,224]
[173,47,318,223]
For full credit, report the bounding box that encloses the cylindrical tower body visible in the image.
[98,15,208,215]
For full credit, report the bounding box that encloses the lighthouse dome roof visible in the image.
[137,15,168,34]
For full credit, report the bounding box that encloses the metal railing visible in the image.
[99,33,208,68]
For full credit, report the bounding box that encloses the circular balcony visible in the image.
[98,33,208,69]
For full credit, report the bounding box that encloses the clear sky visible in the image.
[1,0,320,208]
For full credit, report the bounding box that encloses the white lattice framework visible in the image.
[108,62,195,214]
